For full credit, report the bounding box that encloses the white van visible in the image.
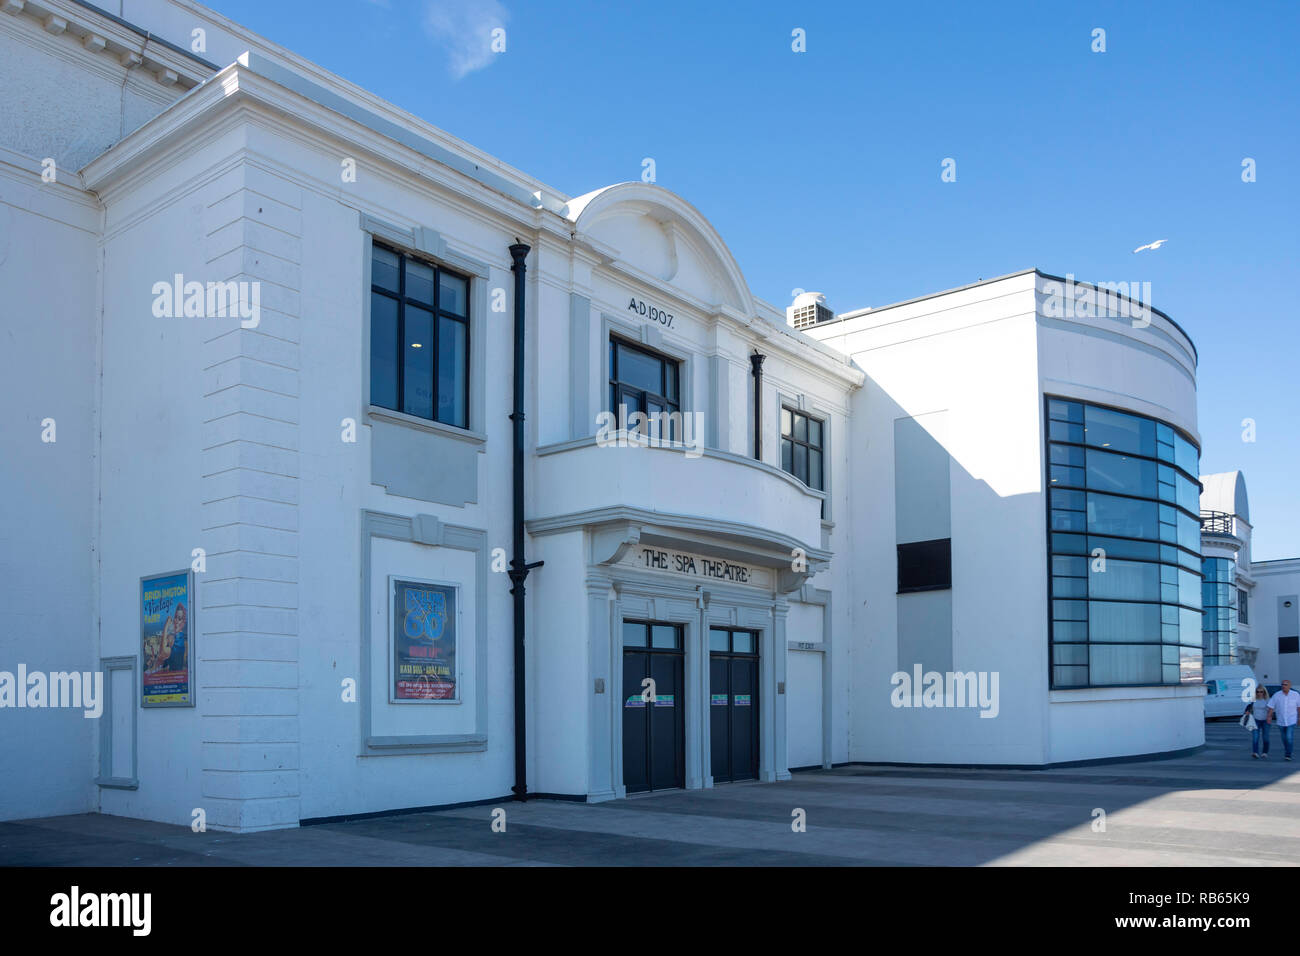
[1203,664,1261,719]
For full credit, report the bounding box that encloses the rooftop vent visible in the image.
[787,291,834,330]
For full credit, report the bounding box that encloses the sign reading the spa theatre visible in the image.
[635,547,767,587]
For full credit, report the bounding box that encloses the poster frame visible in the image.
[388,574,461,705]
[140,568,196,709]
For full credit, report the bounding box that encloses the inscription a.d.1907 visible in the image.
[628,297,674,328]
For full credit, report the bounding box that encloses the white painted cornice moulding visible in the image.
[0,143,90,194]
[81,58,580,250]
[526,505,832,569]
[226,52,568,217]
[162,0,566,214]
[3,0,212,91]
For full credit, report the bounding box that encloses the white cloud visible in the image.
[423,0,509,79]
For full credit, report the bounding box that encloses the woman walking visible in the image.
[1245,685,1271,758]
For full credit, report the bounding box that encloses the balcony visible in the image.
[531,435,826,552]
[1200,510,1235,536]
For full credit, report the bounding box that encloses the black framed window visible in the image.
[897,539,952,593]
[1046,397,1202,689]
[622,620,682,651]
[781,407,824,491]
[709,627,758,655]
[370,242,470,428]
[608,336,680,441]
[1238,588,1249,625]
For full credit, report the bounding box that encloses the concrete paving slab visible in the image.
[1,723,1296,866]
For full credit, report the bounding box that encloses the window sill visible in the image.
[1048,684,1206,703]
[367,405,487,447]
[364,734,488,755]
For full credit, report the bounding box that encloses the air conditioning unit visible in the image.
[787,291,833,329]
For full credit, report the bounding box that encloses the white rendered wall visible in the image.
[810,273,1050,765]
[1252,561,1300,685]
[529,531,591,797]
[0,156,101,820]
[1047,689,1205,764]
[93,128,262,828]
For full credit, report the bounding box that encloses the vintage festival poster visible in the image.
[141,570,193,706]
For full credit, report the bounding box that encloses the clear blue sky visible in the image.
[210,0,1298,559]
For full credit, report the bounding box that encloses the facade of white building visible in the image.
[1252,560,1300,686]
[1197,471,1300,686]
[0,0,1290,832]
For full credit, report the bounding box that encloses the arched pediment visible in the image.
[1200,471,1250,523]
[566,182,754,315]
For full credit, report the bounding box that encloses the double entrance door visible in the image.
[620,621,761,793]
[710,627,759,783]
[622,620,684,794]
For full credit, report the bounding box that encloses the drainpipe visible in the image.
[507,241,542,801]
[750,351,765,461]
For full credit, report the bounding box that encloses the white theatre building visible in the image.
[0,0,1290,831]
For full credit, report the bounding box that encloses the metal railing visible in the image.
[1200,510,1235,535]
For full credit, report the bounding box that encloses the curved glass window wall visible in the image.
[1046,398,1203,688]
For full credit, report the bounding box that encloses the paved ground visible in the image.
[3,723,1297,866]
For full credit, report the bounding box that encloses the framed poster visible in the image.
[140,569,195,707]
[390,577,458,702]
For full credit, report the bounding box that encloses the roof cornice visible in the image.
[79,56,569,239]
[3,0,212,90]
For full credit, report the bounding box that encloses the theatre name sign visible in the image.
[626,546,771,588]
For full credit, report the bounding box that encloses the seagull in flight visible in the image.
[1132,239,1168,253]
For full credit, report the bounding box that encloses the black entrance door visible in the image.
[622,620,685,793]
[710,627,759,783]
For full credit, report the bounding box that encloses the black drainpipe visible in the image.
[750,351,765,461]
[507,241,542,801]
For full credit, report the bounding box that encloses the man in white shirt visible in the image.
[1266,679,1300,761]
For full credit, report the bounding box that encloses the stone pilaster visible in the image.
[197,164,302,831]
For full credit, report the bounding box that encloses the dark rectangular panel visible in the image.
[897,538,952,593]
[730,658,758,780]
[710,655,729,783]
[649,654,684,790]
[622,652,648,793]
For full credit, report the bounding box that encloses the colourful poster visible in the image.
[393,580,457,701]
[141,570,194,707]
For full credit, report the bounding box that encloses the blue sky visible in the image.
[210,0,1298,559]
